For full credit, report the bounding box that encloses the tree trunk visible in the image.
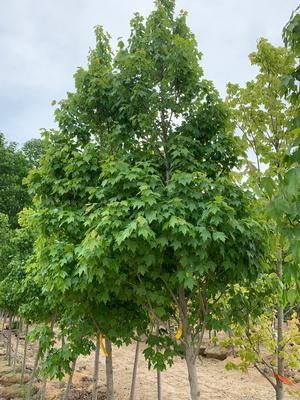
[155,323,162,400]
[26,342,40,400]
[276,386,284,400]
[40,320,54,400]
[129,340,140,400]
[185,346,200,400]
[39,373,47,400]
[61,335,65,348]
[178,284,200,400]
[62,358,77,400]
[21,324,29,383]
[276,248,284,400]
[7,314,12,366]
[157,369,162,400]
[13,322,20,372]
[19,318,23,334]
[92,334,100,400]
[2,314,6,331]
[105,337,114,400]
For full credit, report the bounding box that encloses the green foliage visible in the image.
[26,0,265,384]
[0,208,49,321]
[22,138,45,168]
[144,333,180,371]
[0,213,13,282]
[27,0,264,373]
[282,5,300,105]
[221,313,300,391]
[276,5,300,272]
[227,38,296,183]
[0,133,44,228]
[0,133,31,228]
[226,16,300,398]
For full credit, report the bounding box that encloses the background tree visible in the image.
[0,133,44,228]
[0,213,13,281]
[22,138,45,168]
[0,133,30,228]
[227,38,297,400]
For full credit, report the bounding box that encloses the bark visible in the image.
[21,324,29,383]
[7,314,12,366]
[40,320,54,400]
[276,248,284,400]
[61,335,65,348]
[39,371,47,400]
[92,335,100,400]
[26,342,40,400]
[156,324,162,400]
[157,368,162,400]
[178,285,201,400]
[13,322,20,372]
[276,386,284,400]
[2,314,6,331]
[185,345,200,400]
[19,318,23,334]
[105,337,114,400]
[228,330,236,357]
[62,358,77,400]
[129,340,140,400]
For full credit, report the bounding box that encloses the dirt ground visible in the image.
[0,332,299,400]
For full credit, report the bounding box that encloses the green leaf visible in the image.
[212,231,226,243]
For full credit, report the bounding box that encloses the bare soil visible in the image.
[0,332,299,400]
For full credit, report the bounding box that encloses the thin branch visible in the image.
[254,363,277,390]
[160,276,180,308]
[193,322,207,363]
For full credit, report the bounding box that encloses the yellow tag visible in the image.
[175,324,183,340]
[99,334,108,357]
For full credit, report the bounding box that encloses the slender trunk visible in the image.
[6,333,8,359]
[276,386,284,400]
[92,334,100,400]
[2,314,6,331]
[19,318,23,334]
[7,314,12,366]
[40,320,54,400]
[26,342,40,400]
[157,368,162,400]
[105,337,114,400]
[1,318,7,357]
[156,323,162,400]
[228,330,236,357]
[21,324,29,383]
[129,340,140,400]
[13,322,20,372]
[276,248,284,400]
[62,358,77,400]
[61,335,65,348]
[185,344,200,400]
[39,368,47,399]
[178,284,200,400]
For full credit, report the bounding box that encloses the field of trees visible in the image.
[0,1,299,399]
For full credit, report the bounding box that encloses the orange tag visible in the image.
[274,373,294,385]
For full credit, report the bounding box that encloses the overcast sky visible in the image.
[0,0,298,144]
